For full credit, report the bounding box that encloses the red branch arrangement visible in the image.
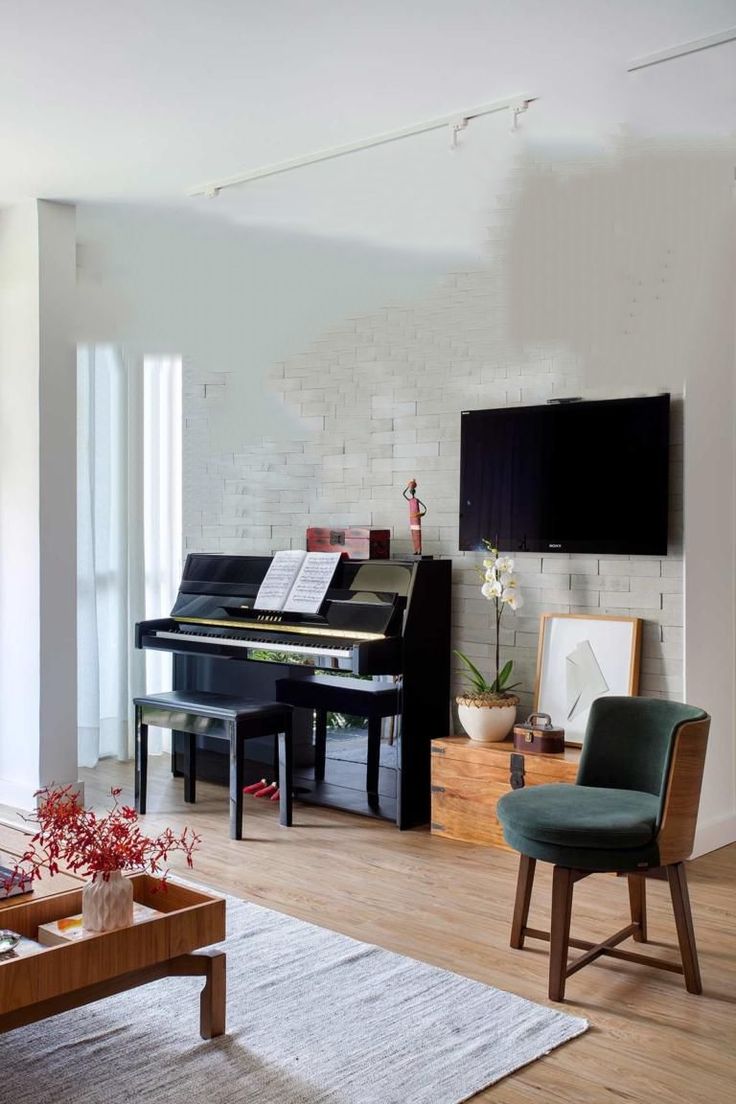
[2,786,200,891]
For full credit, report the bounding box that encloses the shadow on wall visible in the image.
[76,203,468,447]
[504,137,735,393]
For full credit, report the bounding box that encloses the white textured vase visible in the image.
[82,871,134,932]
[456,694,519,743]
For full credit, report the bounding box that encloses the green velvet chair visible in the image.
[497,696,710,1001]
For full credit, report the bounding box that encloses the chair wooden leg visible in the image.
[510,855,536,949]
[628,873,647,943]
[549,866,575,1001]
[667,862,702,994]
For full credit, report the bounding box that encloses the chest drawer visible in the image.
[431,737,580,849]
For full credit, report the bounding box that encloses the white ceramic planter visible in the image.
[456,694,519,743]
[82,870,134,932]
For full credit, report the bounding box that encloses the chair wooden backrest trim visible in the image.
[657,716,710,865]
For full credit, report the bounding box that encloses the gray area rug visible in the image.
[4,893,587,1104]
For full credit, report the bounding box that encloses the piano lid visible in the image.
[169,554,413,638]
[179,553,413,596]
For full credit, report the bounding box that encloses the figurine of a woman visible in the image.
[403,479,427,555]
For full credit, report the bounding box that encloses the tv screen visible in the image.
[459,395,670,555]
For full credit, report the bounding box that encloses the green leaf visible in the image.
[497,659,514,688]
[454,650,493,694]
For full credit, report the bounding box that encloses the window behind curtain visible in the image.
[77,348,182,765]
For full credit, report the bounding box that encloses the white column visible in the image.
[0,200,79,808]
[687,362,736,855]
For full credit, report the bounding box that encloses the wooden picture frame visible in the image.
[533,613,642,746]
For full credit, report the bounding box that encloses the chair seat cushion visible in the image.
[497,784,659,850]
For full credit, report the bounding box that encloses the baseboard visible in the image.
[0,777,85,814]
[0,778,35,814]
[692,811,736,857]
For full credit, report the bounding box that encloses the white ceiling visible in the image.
[2,0,736,252]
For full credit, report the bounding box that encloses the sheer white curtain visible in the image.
[143,356,182,723]
[77,346,182,768]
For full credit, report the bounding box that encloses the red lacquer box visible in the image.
[305,527,390,560]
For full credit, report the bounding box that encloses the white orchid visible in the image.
[455,540,524,697]
[503,590,524,611]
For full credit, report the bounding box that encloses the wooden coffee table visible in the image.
[0,826,226,1038]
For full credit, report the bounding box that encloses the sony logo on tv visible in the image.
[548,543,563,549]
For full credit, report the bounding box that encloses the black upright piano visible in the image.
[136,553,451,829]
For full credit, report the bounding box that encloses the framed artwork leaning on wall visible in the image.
[534,613,642,746]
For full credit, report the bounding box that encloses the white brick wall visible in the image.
[183,262,684,721]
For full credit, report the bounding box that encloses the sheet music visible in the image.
[285,552,342,614]
[254,550,307,611]
[254,550,341,614]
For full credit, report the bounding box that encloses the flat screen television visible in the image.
[459,394,670,555]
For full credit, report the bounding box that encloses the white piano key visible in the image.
[151,629,350,660]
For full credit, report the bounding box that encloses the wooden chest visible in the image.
[305,527,390,559]
[430,737,581,849]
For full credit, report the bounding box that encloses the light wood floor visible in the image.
[7,759,736,1103]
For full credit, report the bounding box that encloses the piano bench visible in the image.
[275,676,400,802]
[133,691,293,840]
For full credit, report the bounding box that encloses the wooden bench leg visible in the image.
[135,709,148,815]
[667,862,702,994]
[510,854,536,949]
[549,866,575,1001]
[628,873,647,943]
[171,729,184,778]
[314,709,327,782]
[366,716,381,805]
[184,731,197,804]
[278,729,293,827]
[229,721,244,840]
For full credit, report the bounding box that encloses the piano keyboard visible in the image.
[152,629,351,661]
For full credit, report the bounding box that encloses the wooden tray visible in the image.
[0,875,226,1033]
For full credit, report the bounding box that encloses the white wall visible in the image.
[0,203,42,804]
[37,201,78,790]
[0,200,78,807]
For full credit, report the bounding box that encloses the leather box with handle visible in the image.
[513,712,565,755]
